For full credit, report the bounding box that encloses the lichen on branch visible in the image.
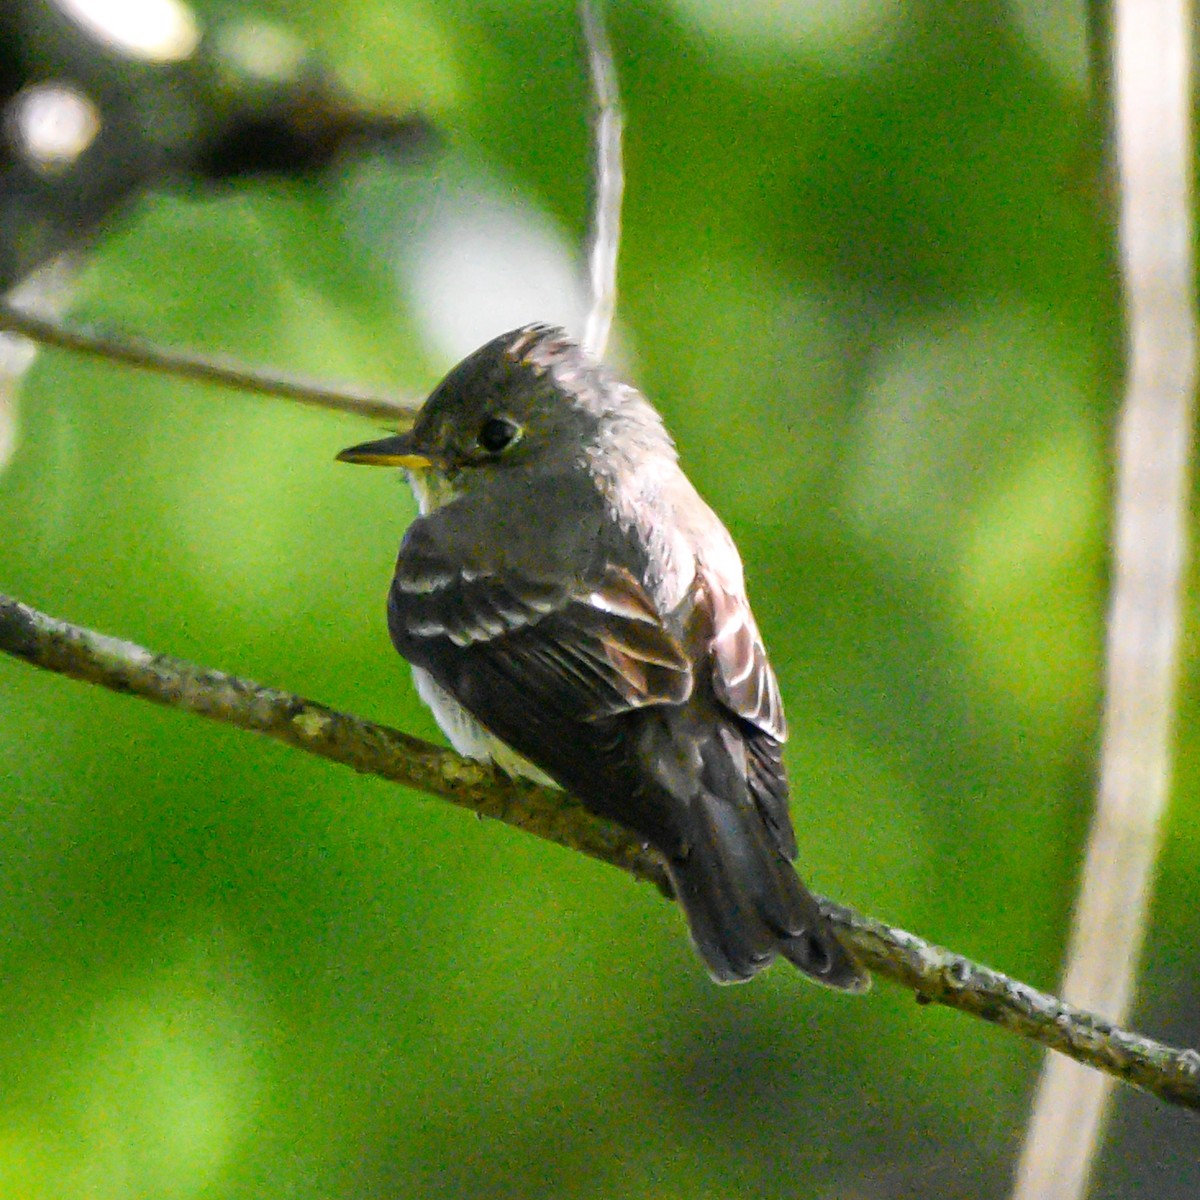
[2,591,1198,1111]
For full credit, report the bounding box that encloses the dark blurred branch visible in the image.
[0,300,418,421]
[2,590,1199,1111]
[0,1,436,292]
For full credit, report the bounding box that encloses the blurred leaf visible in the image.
[0,1,1189,1198]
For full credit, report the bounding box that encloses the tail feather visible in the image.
[665,790,869,991]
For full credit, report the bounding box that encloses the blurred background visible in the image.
[0,0,1196,1196]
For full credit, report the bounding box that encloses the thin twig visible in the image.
[0,9,622,410]
[0,299,418,423]
[1011,0,1197,1195]
[580,0,624,361]
[2,591,1199,1110]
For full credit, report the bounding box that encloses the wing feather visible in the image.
[696,564,793,856]
[704,571,787,743]
[390,529,692,723]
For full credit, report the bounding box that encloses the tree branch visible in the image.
[0,299,418,423]
[2,590,1199,1110]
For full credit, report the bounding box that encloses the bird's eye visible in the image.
[477,417,521,454]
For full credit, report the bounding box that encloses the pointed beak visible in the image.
[336,431,435,469]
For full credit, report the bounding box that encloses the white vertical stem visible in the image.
[1011,1,1196,1198]
[580,0,624,362]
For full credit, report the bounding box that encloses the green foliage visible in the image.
[2,1,1191,1197]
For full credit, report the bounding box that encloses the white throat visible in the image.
[406,466,460,515]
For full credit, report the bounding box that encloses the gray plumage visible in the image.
[340,323,868,990]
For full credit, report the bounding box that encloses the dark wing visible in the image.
[699,564,795,858]
[390,519,692,724]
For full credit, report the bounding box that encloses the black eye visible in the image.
[477,417,520,454]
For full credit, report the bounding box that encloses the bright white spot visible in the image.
[0,327,37,473]
[57,0,200,63]
[212,20,306,84]
[0,260,81,478]
[1006,0,1087,91]
[0,367,21,473]
[844,303,1087,559]
[74,934,263,1197]
[11,83,101,171]
[669,0,908,73]
[396,175,589,364]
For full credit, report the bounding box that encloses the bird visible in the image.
[338,322,868,990]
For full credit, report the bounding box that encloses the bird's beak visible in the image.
[336,431,435,469]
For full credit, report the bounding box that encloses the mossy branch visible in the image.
[2,590,1198,1110]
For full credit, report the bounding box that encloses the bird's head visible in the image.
[337,323,674,511]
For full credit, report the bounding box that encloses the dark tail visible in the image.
[665,790,869,991]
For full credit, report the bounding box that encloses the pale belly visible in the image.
[412,665,559,788]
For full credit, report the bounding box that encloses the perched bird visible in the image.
[338,323,868,990]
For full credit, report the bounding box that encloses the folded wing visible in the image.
[391,519,692,724]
